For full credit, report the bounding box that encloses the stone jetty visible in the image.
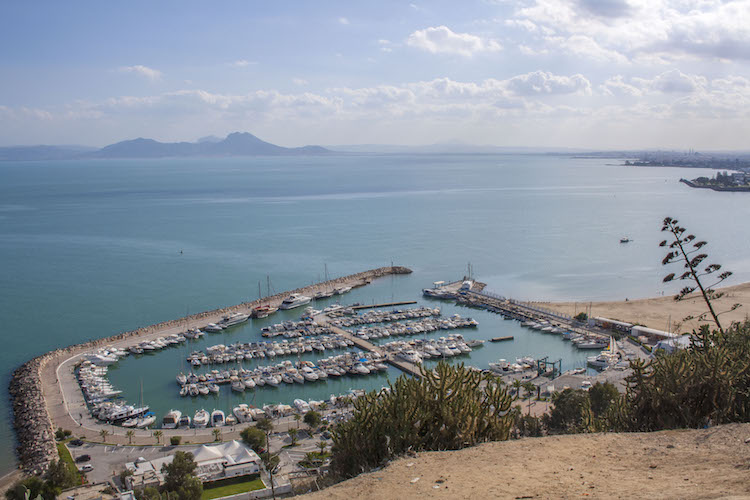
[9,266,412,475]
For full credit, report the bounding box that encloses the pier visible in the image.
[351,300,417,310]
[315,317,424,378]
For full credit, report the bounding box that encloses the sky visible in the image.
[1,0,749,149]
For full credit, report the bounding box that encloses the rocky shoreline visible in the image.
[9,266,412,475]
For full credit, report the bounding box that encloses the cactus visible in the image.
[330,361,514,478]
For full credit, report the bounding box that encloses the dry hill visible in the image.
[303,424,750,499]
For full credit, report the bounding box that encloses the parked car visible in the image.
[69,439,84,446]
[75,454,91,463]
[79,464,93,472]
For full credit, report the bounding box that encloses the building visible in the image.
[124,440,261,490]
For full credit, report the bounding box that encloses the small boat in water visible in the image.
[162,409,181,429]
[178,414,191,428]
[279,293,312,310]
[136,413,156,429]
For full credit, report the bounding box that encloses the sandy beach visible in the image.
[537,282,750,334]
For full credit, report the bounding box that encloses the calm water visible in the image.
[1,154,749,473]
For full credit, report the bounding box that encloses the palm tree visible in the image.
[319,402,328,412]
[212,428,222,442]
[288,427,298,446]
[512,379,522,399]
[255,418,275,499]
[294,414,301,429]
[126,429,135,445]
[153,430,163,444]
[317,440,327,455]
[523,381,537,415]
[99,429,109,443]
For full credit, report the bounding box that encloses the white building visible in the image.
[124,440,261,490]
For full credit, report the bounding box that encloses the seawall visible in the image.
[9,266,412,475]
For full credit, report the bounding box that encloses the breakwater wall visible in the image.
[9,265,411,475]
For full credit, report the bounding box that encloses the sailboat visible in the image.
[314,264,334,299]
[134,379,156,428]
[587,336,619,369]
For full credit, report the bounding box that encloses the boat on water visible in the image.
[333,286,352,295]
[252,304,278,319]
[204,323,224,333]
[162,409,181,429]
[398,349,423,364]
[279,293,312,310]
[294,398,311,413]
[233,404,253,423]
[222,312,250,327]
[211,409,225,427]
[620,237,631,243]
[176,372,187,386]
[587,337,620,369]
[178,415,191,428]
[194,409,209,428]
[136,413,156,429]
[313,289,334,299]
[121,418,138,428]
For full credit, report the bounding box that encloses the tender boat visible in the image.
[222,312,250,327]
[136,413,156,429]
[279,293,312,310]
[204,323,224,333]
[178,415,191,428]
[333,286,352,295]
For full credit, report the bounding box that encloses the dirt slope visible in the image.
[303,424,750,499]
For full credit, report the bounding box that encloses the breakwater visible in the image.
[9,266,411,475]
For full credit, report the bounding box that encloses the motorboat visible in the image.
[333,286,352,295]
[233,404,253,423]
[121,418,138,428]
[194,409,209,428]
[204,323,224,333]
[176,373,187,386]
[231,379,245,392]
[398,350,423,364]
[178,415,191,428]
[211,409,225,427]
[222,312,250,327]
[136,413,156,429]
[252,304,277,318]
[161,409,181,429]
[294,399,311,413]
[279,293,312,310]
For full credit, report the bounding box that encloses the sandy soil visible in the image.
[538,282,750,334]
[303,424,750,499]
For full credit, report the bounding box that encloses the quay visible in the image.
[12,266,412,474]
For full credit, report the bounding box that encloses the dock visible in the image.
[317,318,424,378]
[350,301,417,310]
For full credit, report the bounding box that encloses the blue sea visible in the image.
[1,154,748,474]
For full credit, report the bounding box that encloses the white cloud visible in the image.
[634,69,707,93]
[506,71,592,95]
[119,65,162,81]
[407,26,502,57]
[601,75,643,96]
[511,0,750,63]
[292,78,308,86]
[338,17,350,25]
[231,60,254,67]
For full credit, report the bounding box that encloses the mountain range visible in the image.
[0,132,331,161]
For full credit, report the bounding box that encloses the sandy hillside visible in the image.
[303,424,750,499]
[538,282,750,334]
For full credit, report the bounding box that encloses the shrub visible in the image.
[170,436,181,446]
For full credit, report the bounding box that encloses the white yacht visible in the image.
[194,409,209,428]
[211,409,226,427]
[222,312,250,327]
[294,399,311,413]
[399,350,423,364]
[161,409,181,429]
[333,286,352,295]
[204,323,224,333]
[279,293,312,310]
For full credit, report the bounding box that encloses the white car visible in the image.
[79,464,93,472]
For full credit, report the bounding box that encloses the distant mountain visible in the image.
[0,133,331,161]
[92,132,332,158]
[325,143,591,154]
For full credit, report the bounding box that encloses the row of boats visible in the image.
[176,352,390,397]
[521,320,611,350]
[326,306,442,327]
[185,335,356,367]
[379,334,484,364]
[351,314,479,340]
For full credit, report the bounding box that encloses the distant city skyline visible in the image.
[1,0,749,149]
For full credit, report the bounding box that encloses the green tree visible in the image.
[254,418,276,499]
[543,388,593,434]
[317,440,327,454]
[293,414,301,429]
[212,428,221,442]
[126,429,135,445]
[98,429,109,442]
[176,475,203,500]
[288,427,298,446]
[152,430,163,444]
[134,486,161,500]
[162,451,199,491]
[588,382,620,418]
[522,381,537,415]
[170,436,181,446]
[240,426,266,452]
[46,459,77,490]
[303,411,321,432]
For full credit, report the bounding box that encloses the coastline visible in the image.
[536,281,750,333]
[10,266,412,475]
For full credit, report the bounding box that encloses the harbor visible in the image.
[18,267,648,474]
